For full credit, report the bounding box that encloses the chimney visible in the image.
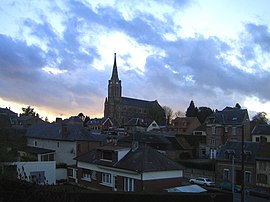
[56,117,62,123]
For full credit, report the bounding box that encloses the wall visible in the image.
[56,168,67,181]
[27,138,76,165]
[14,161,56,185]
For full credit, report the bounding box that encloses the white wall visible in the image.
[15,161,56,185]
[27,138,76,165]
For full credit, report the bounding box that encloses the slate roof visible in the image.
[0,107,18,117]
[252,124,270,135]
[121,97,157,107]
[216,141,260,163]
[19,146,55,154]
[207,108,249,125]
[26,123,107,142]
[75,144,184,172]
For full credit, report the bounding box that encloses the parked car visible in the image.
[246,187,270,199]
[219,181,241,193]
[189,177,215,187]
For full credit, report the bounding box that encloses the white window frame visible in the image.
[102,173,112,186]
[124,177,134,192]
[82,173,91,182]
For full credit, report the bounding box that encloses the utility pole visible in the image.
[232,154,235,202]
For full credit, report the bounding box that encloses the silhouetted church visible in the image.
[104,53,165,126]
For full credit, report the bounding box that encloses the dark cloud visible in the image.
[1,1,270,118]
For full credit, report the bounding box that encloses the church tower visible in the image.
[104,53,122,120]
[108,53,122,98]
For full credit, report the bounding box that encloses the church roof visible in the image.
[122,97,156,107]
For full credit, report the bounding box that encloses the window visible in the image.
[102,173,112,185]
[223,169,230,181]
[77,144,81,152]
[232,127,237,135]
[245,171,251,184]
[255,137,260,142]
[124,177,134,192]
[210,138,216,146]
[211,126,216,135]
[57,142,59,148]
[82,172,91,181]
[257,174,267,184]
[101,151,113,161]
[258,162,266,171]
[30,171,45,184]
[34,141,37,147]
[224,127,228,133]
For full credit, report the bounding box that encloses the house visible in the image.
[25,122,107,165]
[118,132,193,161]
[215,141,260,187]
[18,115,44,128]
[170,117,201,135]
[0,107,19,127]
[251,124,270,142]
[123,118,148,134]
[146,120,160,132]
[69,144,184,192]
[255,141,270,189]
[205,107,250,159]
[86,117,115,133]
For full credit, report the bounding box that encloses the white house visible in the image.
[15,161,56,185]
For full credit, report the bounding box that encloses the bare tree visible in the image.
[174,110,185,118]
[163,105,173,126]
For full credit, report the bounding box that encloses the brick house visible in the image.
[86,117,115,133]
[170,117,201,135]
[215,141,260,187]
[205,107,250,159]
[69,144,184,192]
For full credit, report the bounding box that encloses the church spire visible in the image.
[108,53,122,99]
[111,53,119,81]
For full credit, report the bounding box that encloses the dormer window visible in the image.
[244,150,252,161]
[224,150,235,160]
[101,151,113,161]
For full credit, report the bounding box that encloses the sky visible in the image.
[0,0,270,122]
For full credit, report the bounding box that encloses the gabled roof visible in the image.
[252,124,270,135]
[76,144,184,172]
[115,144,183,172]
[207,108,249,125]
[87,117,109,125]
[216,141,260,163]
[26,123,107,142]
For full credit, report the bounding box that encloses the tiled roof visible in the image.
[76,144,184,172]
[216,141,260,163]
[252,124,270,135]
[26,123,107,142]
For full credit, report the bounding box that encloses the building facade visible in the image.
[104,53,165,126]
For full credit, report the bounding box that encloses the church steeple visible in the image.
[108,53,121,98]
[111,53,119,81]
